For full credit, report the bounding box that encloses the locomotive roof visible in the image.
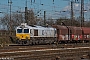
[16,23,55,30]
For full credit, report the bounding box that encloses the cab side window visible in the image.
[34,29,38,36]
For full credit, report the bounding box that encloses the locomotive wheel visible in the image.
[17,40,30,45]
[17,40,22,45]
[16,40,20,44]
[22,40,30,45]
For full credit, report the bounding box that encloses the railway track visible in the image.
[0,43,90,60]
[0,42,90,49]
[0,46,90,60]
[0,43,89,52]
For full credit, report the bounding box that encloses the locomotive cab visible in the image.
[16,28,30,40]
[16,23,30,45]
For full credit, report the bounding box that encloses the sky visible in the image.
[0,0,68,11]
[0,0,90,19]
[0,0,69,18]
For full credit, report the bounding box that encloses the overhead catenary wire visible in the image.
[1,0,89,23]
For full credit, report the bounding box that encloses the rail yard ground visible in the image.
[0,43,90,60]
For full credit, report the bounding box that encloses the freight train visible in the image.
[16,23,90,45]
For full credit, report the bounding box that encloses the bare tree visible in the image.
[27,9,36,25]
[56,18,80,27]
[12,13,25,26]
[0,14,9,30]
[0,13,24,31]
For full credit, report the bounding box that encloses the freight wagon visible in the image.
[53,25,90,43]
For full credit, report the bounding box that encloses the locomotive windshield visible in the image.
[17,29,22,33]
[24,29,29,33]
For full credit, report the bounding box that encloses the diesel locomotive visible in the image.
[16,23,57,45]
